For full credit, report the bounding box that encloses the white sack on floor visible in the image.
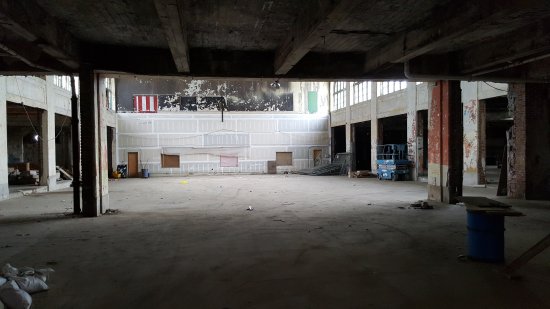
[12,276,48,294]
[0,280,32,309]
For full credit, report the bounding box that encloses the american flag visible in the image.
[133,95,158,113]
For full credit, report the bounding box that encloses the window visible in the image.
[52,75,78,93]
[104,78,116,110]
[331,81,347,111]
[276,152,293,166]
[376,81,408,97]
[161,154,180,168]
[351,81,372,105]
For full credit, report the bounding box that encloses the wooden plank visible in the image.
[457,196,511,208]
[504,233,550,277]
[161,154,180,168]
[56,166,73,180]
[154,0,189,73]
[274,0,363,75]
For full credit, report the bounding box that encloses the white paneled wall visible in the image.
[117,113,330,174]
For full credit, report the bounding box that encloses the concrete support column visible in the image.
[427,81,463,203]
[461,82,484,186]
[370,82,379,172]
[406,82,418,180]
[345,82,352,153]
[0,77,9,200]
[507,83,550,200]
[40,77,57,189]
[80,67,101,217]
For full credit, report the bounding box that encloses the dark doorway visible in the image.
[107,126,115,178]
[417,110,428,176]
[483,97,513,184]
[379,114,407,145]
[6,102,43,186]
[55,114,72,173]
[331,125,346,159]
[353,121,371,170]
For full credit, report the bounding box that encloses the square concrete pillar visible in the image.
[427,81,463,203]
[40,78,57,189]
[80,68,109,216]
[370,83,379,172]
[0,77,9,200]
[406,82,418,180]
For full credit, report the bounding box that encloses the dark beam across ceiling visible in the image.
[154,0,190,73]
[0,0,79,72]
[364,0,550,74]
[456,20,550,76]
[274,0,363,75]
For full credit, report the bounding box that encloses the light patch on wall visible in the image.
[220,155,238,167]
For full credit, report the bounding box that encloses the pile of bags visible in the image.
[0,264,54,309]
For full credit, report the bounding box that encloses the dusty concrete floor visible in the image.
[0,175,549,308]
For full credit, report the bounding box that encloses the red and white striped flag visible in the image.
[133,95,158,113]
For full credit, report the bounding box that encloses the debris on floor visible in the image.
[246,206,253,211]
[351,170,375,178]
[0,263,55,309]
[104,209,120,215]
[179,180,189,184]
[410,200,433,209]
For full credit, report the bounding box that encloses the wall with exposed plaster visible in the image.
[116,80,330,175]
[329,81,508,184]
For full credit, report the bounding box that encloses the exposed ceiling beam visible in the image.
[0,39,70,73]
[364,0,550,73]
[154,0,190,73]
[83,44,405,80]
[274,0,363,75]
[456,21,550,76]
[0,0,79,71]
[405,56,550,83]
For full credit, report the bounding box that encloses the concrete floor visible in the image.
[0,175,549,308]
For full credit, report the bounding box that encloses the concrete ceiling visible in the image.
[1,0,550,81]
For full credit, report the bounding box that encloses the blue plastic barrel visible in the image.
[141,169,149,178]
[467,211,505,262]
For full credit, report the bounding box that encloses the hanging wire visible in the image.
[14,76,71,141]
[483,81,508,92]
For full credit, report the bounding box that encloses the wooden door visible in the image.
[313,149,322,167]
[128,152,139,178]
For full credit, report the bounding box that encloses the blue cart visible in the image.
[376,144,411,181]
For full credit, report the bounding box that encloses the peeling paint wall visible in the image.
[117,78,306,112]
[463,99,480,185]
[115,79,330,175]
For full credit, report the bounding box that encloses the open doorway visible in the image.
[482,97,513,184]
[55,114,72,183]
[417,110,428,177]
[6,102,43,189]
[353,121,371,171]
[331,125,346,160]
[107,126,116,178]
[379,114,407,145]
